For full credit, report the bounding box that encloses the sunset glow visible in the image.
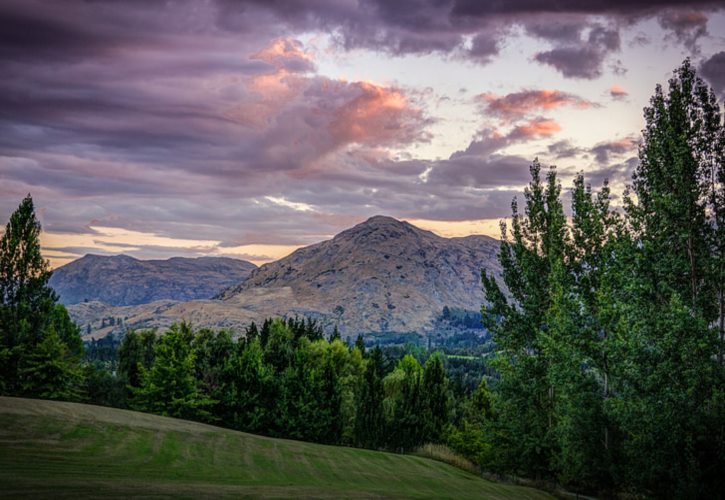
[1,1,724,265]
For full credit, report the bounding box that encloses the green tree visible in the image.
[383,354,425,451]
[422,353,448,443]
[481,160,566,477]
[20,327,82,400]
[612,60,725,497]
[219,337,273,433]
[355,346,385,448]
[131,323,213,421]
[0,195,83,396]
[118,330,157,390]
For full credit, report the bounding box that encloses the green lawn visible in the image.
[0,397,552,499]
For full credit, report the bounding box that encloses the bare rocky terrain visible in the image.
[67,216,502,340]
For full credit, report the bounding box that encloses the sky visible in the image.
[1,0,725,268]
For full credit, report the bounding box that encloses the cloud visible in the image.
[510,118,562,138]
[590,137,639,164]
[658,10,708,54]
[479,89,593,119]
[700,51,725,97]
[609,84,629,99]
[547,140,583,159]
[533,24,621,79]
[251,38,316,73]
[1,0,723,265]
[328,82,431,148]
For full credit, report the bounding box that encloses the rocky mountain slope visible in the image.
[68,216,502,340]
[51,255,256,306]
[218,216,501,335]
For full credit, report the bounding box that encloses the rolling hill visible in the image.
[0,397,552,499]
[50,255,256,306]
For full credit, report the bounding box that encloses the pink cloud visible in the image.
[328,81,428,147]
[510,117,562,138]
[610,84,628,99]
[479,89,593,120]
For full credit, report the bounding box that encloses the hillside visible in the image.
[0,397,551,499]
[216,216,501,335]
[50,255,256,306]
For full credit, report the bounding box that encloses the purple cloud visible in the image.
[700,52,725,97]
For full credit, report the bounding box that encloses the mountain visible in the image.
[218,215,502,335]
[68,216,502,340]
[50,255,257,306]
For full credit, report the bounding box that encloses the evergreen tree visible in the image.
[131,323,213,421]
[354,334,365,355]
[118,330,157,390]
[219,337,273,433]
[20,327,82,400]
[245,321,259,342]
[355,346,385,448]
[422,353,448,443]
[384,354,425,451]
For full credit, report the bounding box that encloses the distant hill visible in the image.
[67,216,502,340]
[50,255,256,306]
[218,215,502,335]
[0,397,552,499]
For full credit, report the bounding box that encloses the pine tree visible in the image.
[422,353,448,443]
[354,334,365,355]
[20,327,82,400]
[355,346,385,448]
[131,323,213,421]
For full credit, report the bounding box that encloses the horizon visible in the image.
[2,1,724,268]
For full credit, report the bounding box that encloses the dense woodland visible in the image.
[1,60,724,498]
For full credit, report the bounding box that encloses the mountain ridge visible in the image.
[50,254,257,306]
[66,216,502,339]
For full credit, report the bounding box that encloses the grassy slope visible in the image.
[0,397,552,499]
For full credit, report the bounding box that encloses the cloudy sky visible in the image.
[1,0,725,267]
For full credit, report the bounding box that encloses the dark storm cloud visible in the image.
[213,0,722,66]
[700,52,725,97]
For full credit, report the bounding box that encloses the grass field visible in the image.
[0,397,552,499]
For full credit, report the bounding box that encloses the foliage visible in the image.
[130,323,214,421]
[479,60,725,496]
[0,195,84,399]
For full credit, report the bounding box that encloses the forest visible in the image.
[1,60,724,498]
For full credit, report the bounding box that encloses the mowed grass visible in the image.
[0,397,552,499]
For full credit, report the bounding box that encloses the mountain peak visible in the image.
[337,215,434,242]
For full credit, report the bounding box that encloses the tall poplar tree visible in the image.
[0,195,83,397]
[481,160,567,478]
[616,59,725,497]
